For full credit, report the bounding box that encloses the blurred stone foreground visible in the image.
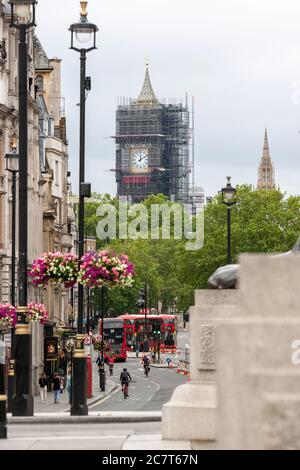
[162,252,300,450]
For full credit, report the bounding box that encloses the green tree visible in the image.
[84,188,300,315]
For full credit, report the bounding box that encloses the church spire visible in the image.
[257,128,276,190]
[137,64,158,105]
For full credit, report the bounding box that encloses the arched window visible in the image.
[35,75,44,93]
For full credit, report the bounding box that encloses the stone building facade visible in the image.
[33,35,73,328]
[0,2,73,389]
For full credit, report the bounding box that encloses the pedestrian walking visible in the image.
[135,343,139,357]
[96,353,102,367]
[38,372,48,403]
[66,367,72,404]
[52,372,61,404]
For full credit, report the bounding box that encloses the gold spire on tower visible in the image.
[137,64,158,105]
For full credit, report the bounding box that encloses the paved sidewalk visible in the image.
[122,433,192,450]
[31,377,116,415]
[11,350,116,416]
[0,424,195,450]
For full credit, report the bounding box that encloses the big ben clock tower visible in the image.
[114,65,190,203]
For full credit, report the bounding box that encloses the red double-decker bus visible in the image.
[99,318,127,362]
[118,313,177,352]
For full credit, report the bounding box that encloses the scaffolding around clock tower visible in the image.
[113,65,190,203]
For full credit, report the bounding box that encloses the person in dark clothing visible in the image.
[38,372,48,403]
[96,355,102,367]
[58,351,67,377]
[119,368,132,398]
[52,372,61,404]
[142,355,150,376]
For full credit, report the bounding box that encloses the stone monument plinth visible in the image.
[162,289,239,445]
[217,254,300,450]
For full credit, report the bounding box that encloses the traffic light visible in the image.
[136,288,145,308]
[152,320,161,336]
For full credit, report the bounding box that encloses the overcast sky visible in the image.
[36,0,300,197]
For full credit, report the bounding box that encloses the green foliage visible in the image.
[84,188,300,314]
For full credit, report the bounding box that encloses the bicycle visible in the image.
[122,382,129,399]
[144,364,150,377]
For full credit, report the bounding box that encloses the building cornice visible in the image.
[0,103,18,119]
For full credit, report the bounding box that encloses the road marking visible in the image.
[89,386,120,409]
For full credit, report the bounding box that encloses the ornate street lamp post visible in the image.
[9,0,37,417]
[69,1,98,416]
[5,134,19,413]
[221,177,237,265]
[99,286,105,392]
[0,337,7,438]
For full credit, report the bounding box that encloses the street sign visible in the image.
[84,335,91,345]
[45,338,58,361]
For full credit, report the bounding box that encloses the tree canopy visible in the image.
[83,186,300,315]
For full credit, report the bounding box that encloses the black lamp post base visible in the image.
[11,394,33,417]
[71,355,88,416]
[99,368,105,392]
[11,322,33,417]
[0,401,7,439]
[7,375,15,413]
[70,403,88,416]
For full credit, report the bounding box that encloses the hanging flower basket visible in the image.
[0,304,17,327]
[78,250,134,289]
[29,252,79,288]
[27,302,49,324]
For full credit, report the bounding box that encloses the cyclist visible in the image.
[119,368,132,399]
[142,354,150,376]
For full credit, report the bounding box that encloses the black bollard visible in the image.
[99,365,105,392]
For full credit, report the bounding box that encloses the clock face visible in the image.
[131,150,149,171]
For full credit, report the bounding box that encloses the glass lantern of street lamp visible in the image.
[9,0,37,25]
[69,1,98,50]
[221,176,236,206]
[5,134,19,173]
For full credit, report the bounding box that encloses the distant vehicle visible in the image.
[118,313,177,352]
[99,318,127,362]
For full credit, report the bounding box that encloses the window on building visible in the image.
[55,160,59,186]
[35,75,44,93]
